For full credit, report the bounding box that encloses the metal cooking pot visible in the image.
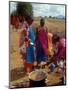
[29,70,47,87]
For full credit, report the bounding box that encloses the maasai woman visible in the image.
[52,34,66,65]
[35,18,48,67]
[24,16,35,73]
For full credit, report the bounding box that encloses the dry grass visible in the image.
[33,18,65,37]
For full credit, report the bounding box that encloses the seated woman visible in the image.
[35,18,48,68]
[51,34,66,65]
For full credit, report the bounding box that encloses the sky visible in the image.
[10,2,65,17]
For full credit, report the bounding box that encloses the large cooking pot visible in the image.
[29,70,47,87]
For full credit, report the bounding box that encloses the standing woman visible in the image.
[24,16,35,73]
[35,18,48,67]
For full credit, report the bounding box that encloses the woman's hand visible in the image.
[34,61,37,66]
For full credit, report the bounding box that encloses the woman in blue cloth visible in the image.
[24,16,35,73]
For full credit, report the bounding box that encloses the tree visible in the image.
[16,2,33,17]
[11,10,18,17]
[49,16,52,18]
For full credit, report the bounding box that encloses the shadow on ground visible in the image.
[10,67,26,81]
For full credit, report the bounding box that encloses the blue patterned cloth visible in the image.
[26,26,35,64]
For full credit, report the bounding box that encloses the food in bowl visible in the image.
[29,70,47,81]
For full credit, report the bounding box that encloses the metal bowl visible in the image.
[29,70,47,87]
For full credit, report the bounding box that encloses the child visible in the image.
[24,16,35,73]
[35,18,48,68]
[19,19,28,60]
[49,63,55,80]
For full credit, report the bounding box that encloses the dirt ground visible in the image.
[9,18,65,88]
